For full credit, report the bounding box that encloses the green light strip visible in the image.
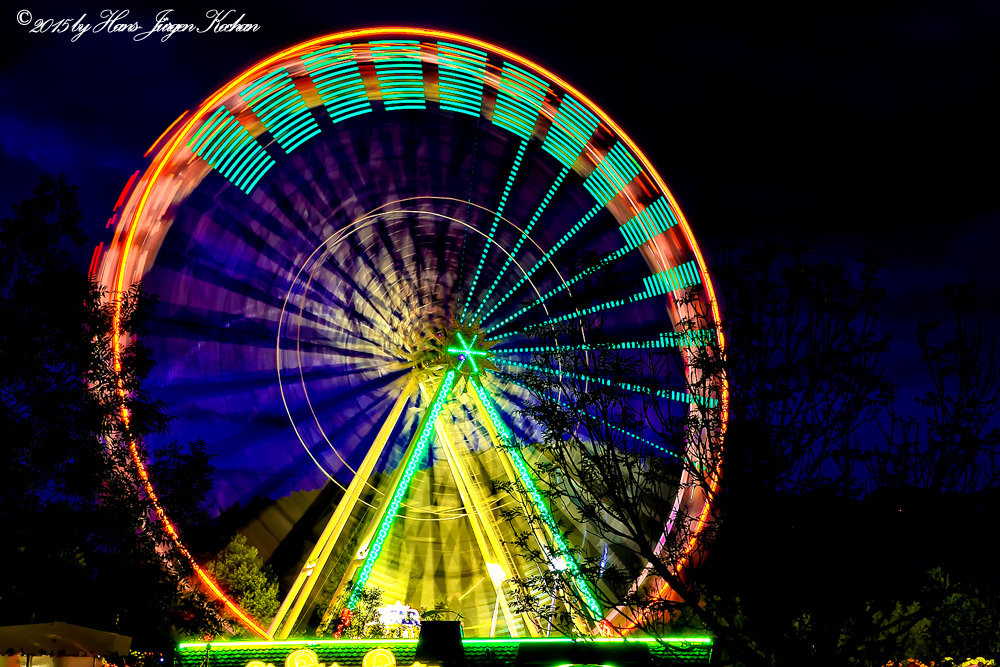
[462,637,713,645]
[495,359,717,408]
[542,94,600,169]
[177,637,713,649]
[463,138,528,319]
[241,68,321,154]
[471,166,570,323]
[469,378,603,619]
[303,44,374,124]
[437,41,488,117]
[492,63,548,140]
[371,41,426,111]
[454,332,479,373]
[583,142,641,206]
[346,370,457,608]
[478,203,602,325]
[188,105,274,194]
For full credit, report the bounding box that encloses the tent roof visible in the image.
[0,622,131,656]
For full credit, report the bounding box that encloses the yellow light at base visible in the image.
[242,649,437,667]
[362,649,395,667]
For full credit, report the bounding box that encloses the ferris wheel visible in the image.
[96,28,725,640]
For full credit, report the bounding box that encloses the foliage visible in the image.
[322,586,391,638]
[0,174,222,645]
[494,244,999,665]
[205,534,280,632]
[868,283,1000,493]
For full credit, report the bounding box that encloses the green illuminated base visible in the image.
[177,636,714,667]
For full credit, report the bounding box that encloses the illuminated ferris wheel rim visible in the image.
[98,26,728,639]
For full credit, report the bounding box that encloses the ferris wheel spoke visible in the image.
[291,299,391,350]
[498,372,686,462]
[484,258,703,343]
[462,60,553,321]
[469,93,601,325]
[469,165,570,323]
[491,328,718,355]
[491,359,717,409]
[477,141,645,332]
[484,196,685,336]
[290,335,398,364]
[463,137,528,320]
[304,373,411,444]
[475,202,602,331]
[293,260,409,343]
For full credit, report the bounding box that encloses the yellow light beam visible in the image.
[271,379,416,638]
[432,406,530,637]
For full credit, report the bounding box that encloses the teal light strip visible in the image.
[241,68,321,154]
[492,63,548,140]
[582,142,641,206]
[437,41,487,117]
[482,197,683,333]
[487,260,702,341]
[478,203,602,326]
[492,329,716,355]
[302,44,374,124]
[501,373,682,461]
[371,40,426,111]
[495,359,717,408]
[542,94,600,169]
[641,260,701,298]
[619,197,679,250]
[471,165,570,322]
[463,137,528,320]
[188,105,274,194]
[468,377,603,619]
[346,370,457,608]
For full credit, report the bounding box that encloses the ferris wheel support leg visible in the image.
[432,414,532,637]
[315,372,457,624]
[269,379,417,639]
[468,379,601,636]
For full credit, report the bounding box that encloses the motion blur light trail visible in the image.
[96,27,726,638]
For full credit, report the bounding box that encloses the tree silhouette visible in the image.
[495,245,999,665]
[0,175,222,645]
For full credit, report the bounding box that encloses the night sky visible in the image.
[3,0,999,404]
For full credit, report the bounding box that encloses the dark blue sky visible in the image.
[3,0,998,405]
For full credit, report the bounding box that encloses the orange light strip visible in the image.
[106,27,727,636]
[144,110,188,158]
[87,242,103,277]
[113,170,140,212]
